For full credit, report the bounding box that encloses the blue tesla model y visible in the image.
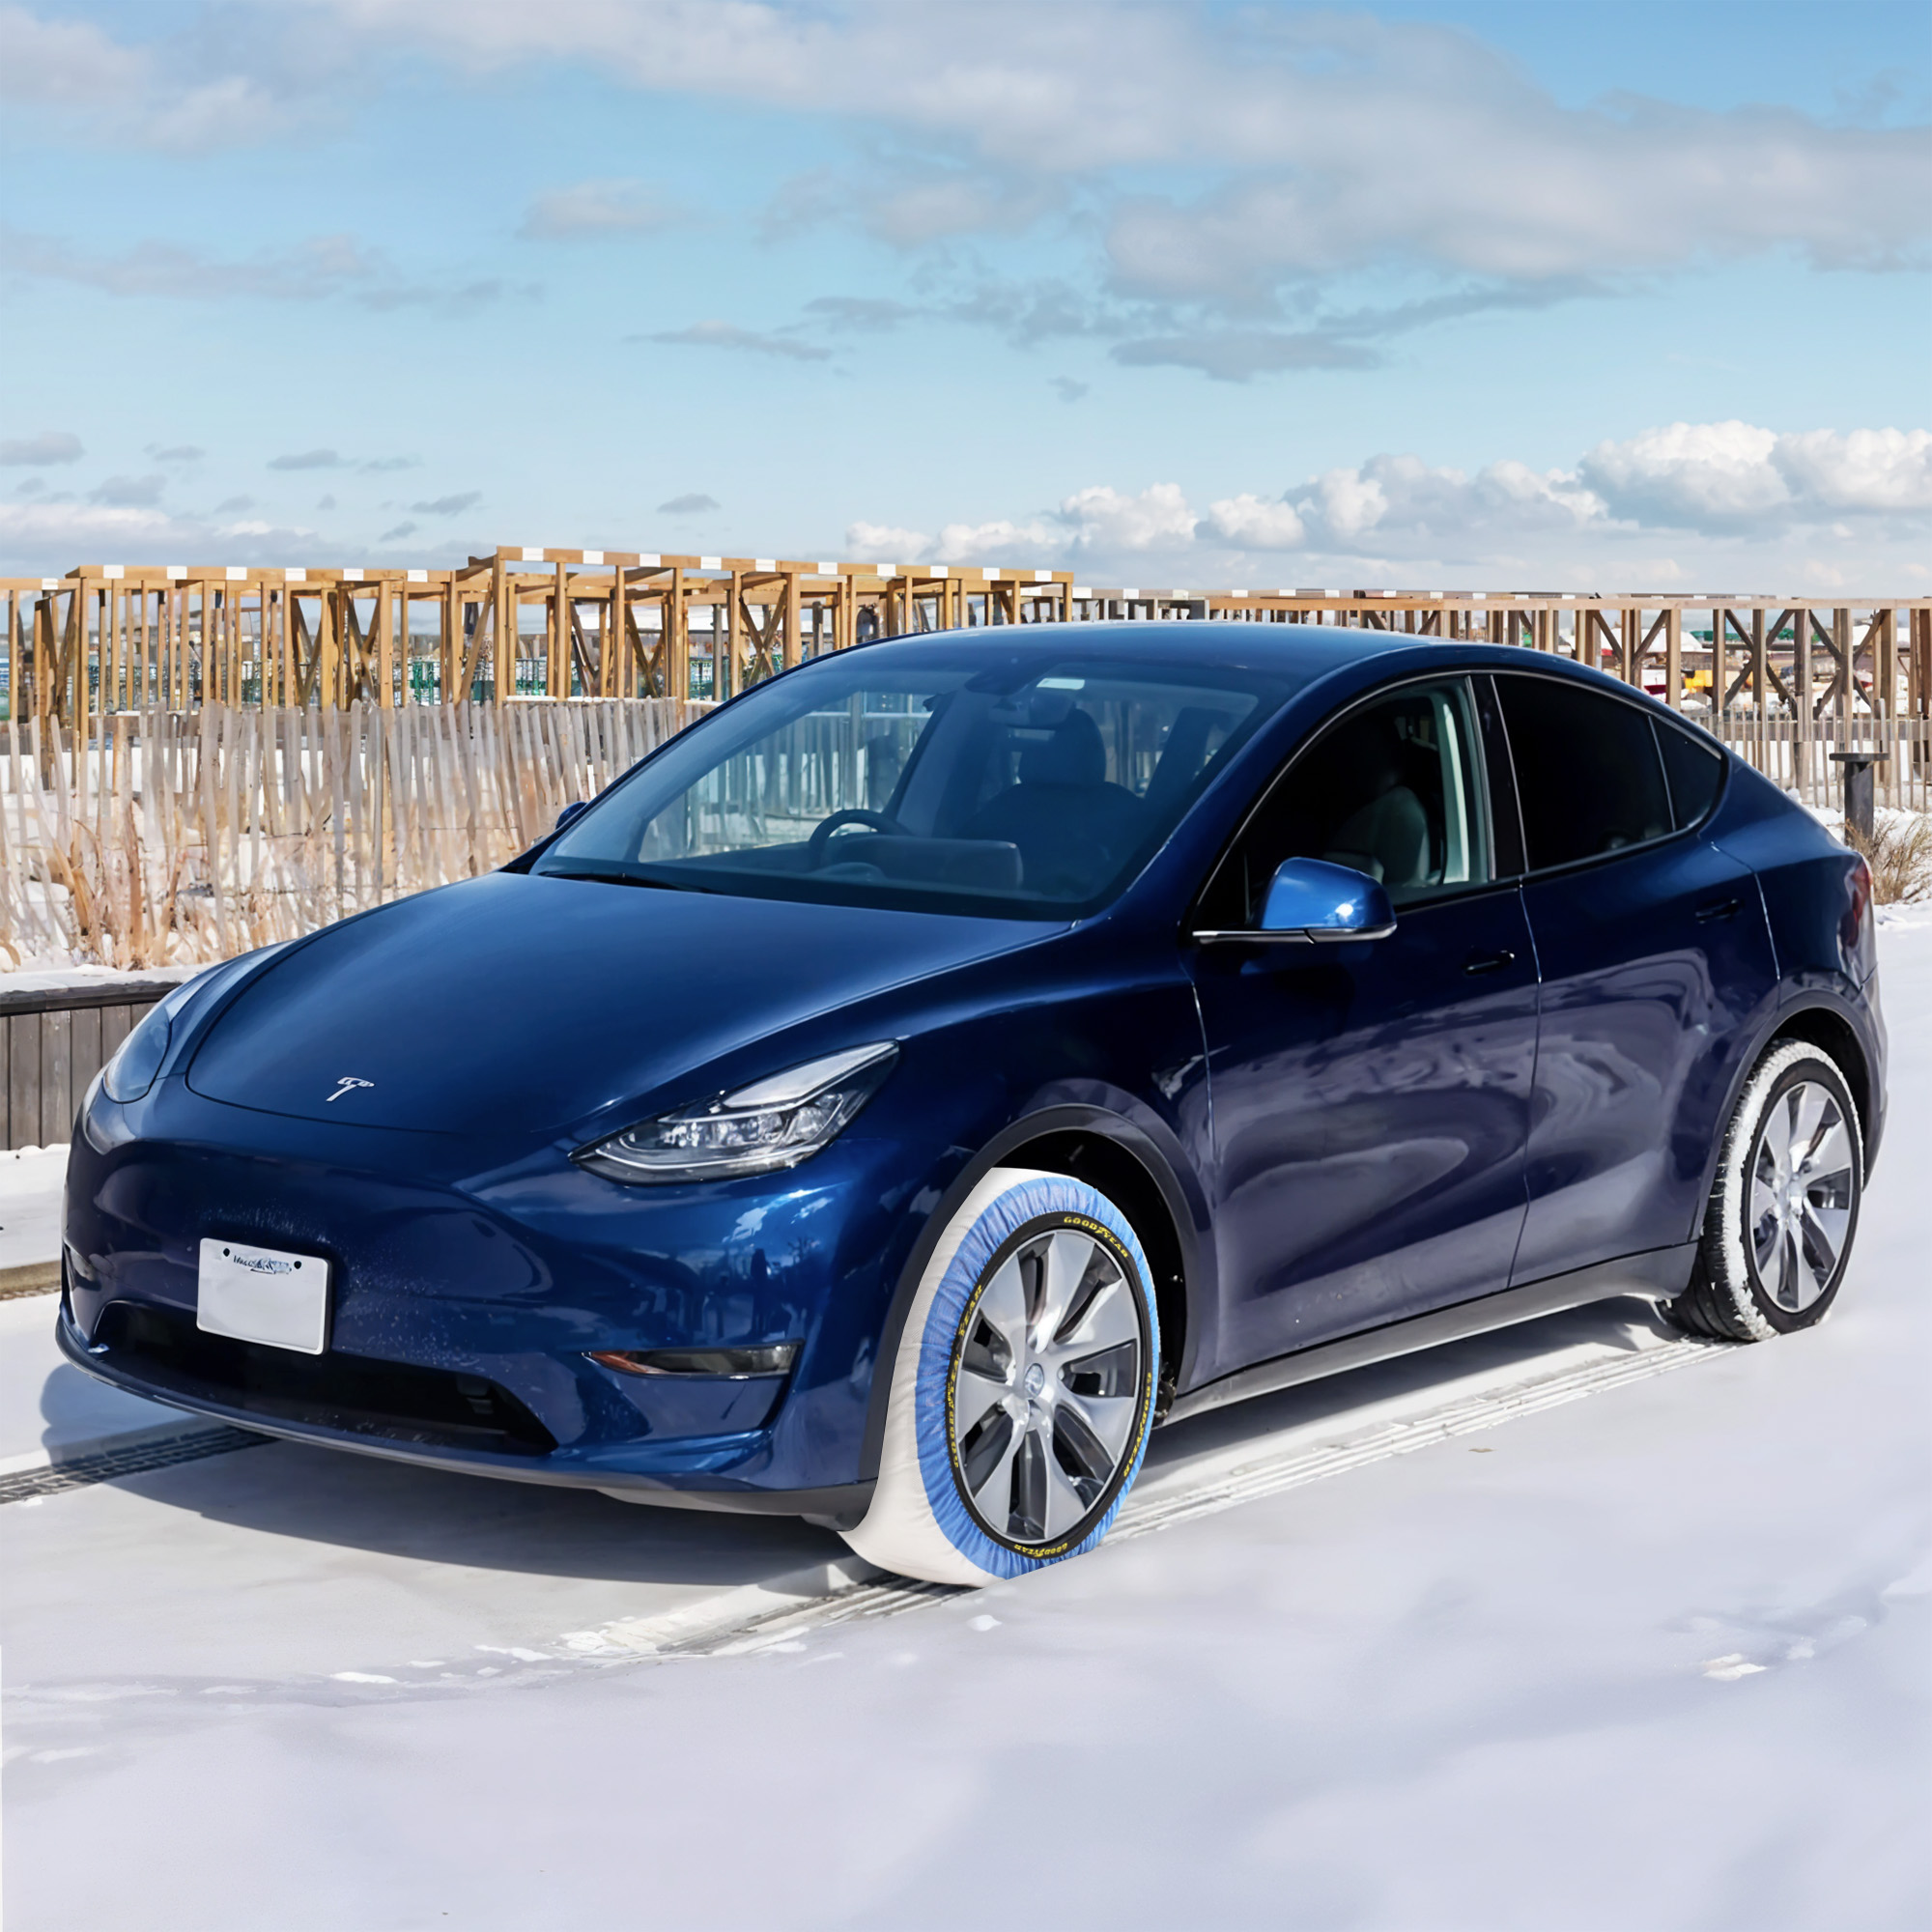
[61,624,1884,1583]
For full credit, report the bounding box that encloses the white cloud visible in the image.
[295,1,1926,289]
[0,498,319,572]
[0,430,82,466]
[851,484,1204,566]
[1,225,520,313]
[0,5,282,150]
[519,179,670,240]
[1058,483,1197,554]
[89,473,166,507]
[1773,428,1932,513]
[0,6,147,102]
[846,421,1929,583]
[1579,422,1785,525]
[844,523,930,560]
[1581,423,1932,528]
[643,321,832,362]
[1199,495,1308,551]
[21,5,1908,293]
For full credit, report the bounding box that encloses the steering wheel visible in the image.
[808,808,905,869]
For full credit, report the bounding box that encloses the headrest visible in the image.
[1018,708,1107,787]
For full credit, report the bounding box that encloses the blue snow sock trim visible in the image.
[913,1175,1159,1581]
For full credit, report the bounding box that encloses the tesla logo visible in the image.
[326,1076,375,1104]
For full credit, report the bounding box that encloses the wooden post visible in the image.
[1750,607,1766,714]
[492,557,509,700]
[606,568,623,699]
[378,582,395,708]
[668,568,687,699]
[783,568,802,670]
[1663,608,1683,710]
[444,579,460,703]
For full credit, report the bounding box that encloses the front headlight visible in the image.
[100,975,211,1102]
[99,944,290,1104]
[576,1042,898,1185]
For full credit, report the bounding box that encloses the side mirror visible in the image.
[554,799,589,835]
[1197,856,1396,945]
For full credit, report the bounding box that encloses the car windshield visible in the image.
[533,640,1297,917]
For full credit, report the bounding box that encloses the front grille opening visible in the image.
[95,1302,557,1458]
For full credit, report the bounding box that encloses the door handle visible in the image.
[1463,949,1517,976]
[1695,897,1742,923]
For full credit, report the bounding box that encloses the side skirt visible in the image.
[1161,1244,1700,1428]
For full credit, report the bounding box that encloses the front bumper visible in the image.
[60,1077,939,1513]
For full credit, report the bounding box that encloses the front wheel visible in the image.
[1668,1040,1864,1343]
[843,1167,1159,1585]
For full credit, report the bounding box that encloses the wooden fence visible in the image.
[0,699,704,970]
[0,976,181,1152]
[1711,715,1932,814]
[0,601,1925,972]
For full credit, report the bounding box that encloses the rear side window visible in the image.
[1656,716,1725,830]
[1496,675,1671,872]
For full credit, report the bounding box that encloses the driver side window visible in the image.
[1202,678,1492,926]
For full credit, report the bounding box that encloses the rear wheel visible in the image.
[843,1167,1159,1585]
[1668,1040,1863,1343]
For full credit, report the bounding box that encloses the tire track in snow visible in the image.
[586,1330,1735,1659]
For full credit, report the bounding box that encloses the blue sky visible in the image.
[1,0,1927,589]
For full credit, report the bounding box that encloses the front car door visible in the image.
[1185,674,1541,1376]
[1492,671,1781,1284]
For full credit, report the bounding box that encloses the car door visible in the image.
[1493,672,1780,1283]
[1185,674,1540,1376]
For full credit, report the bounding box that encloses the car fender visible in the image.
[1684,980,1886,1234]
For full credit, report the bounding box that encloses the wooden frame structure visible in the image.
[1,556,1926,798]
[0,552,1075,727]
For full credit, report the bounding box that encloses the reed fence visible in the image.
[0,699,704,969]
[1710,714,1932,814]
[0,657,1926,974]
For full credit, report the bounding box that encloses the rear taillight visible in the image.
[1842,853,1873,970]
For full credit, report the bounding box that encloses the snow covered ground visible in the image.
[3,929,1929,1931]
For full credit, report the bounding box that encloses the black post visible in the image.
[1830,751,1886,843]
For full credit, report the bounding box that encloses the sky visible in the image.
[0,0,1927,591]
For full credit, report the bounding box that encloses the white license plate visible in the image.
[197,1238,330,1354]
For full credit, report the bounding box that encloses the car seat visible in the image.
[961,709,1144,896]
[1322,725,1432,889]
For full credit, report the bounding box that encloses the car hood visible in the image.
[185,872,1058,1137]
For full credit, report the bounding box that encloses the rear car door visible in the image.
[1186,674,1540,1375]
[1494,672,1780,1283]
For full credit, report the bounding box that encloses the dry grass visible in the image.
[1846,811,1932,905]
[0,698,706,968]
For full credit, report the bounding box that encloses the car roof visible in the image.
[845,619,1651,700]
[849,618,1411,683]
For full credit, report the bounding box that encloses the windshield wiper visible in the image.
[540,868,713,894]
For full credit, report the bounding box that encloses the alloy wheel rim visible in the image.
[949,1225,1145,1548]
[1747,1078,1856,1313]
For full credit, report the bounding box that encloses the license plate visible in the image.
[197,1238,330,1354]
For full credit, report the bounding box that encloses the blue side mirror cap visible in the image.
[554,800,590,835]
[1259,857,1395,939]
[1193,856,1396,945]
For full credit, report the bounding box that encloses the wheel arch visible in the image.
[1690,992,1880,1231]
[857,1103,1204,1484]
[1766,1001,1874,1157]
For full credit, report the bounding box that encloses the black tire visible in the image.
[1667,1040,1864,1343]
